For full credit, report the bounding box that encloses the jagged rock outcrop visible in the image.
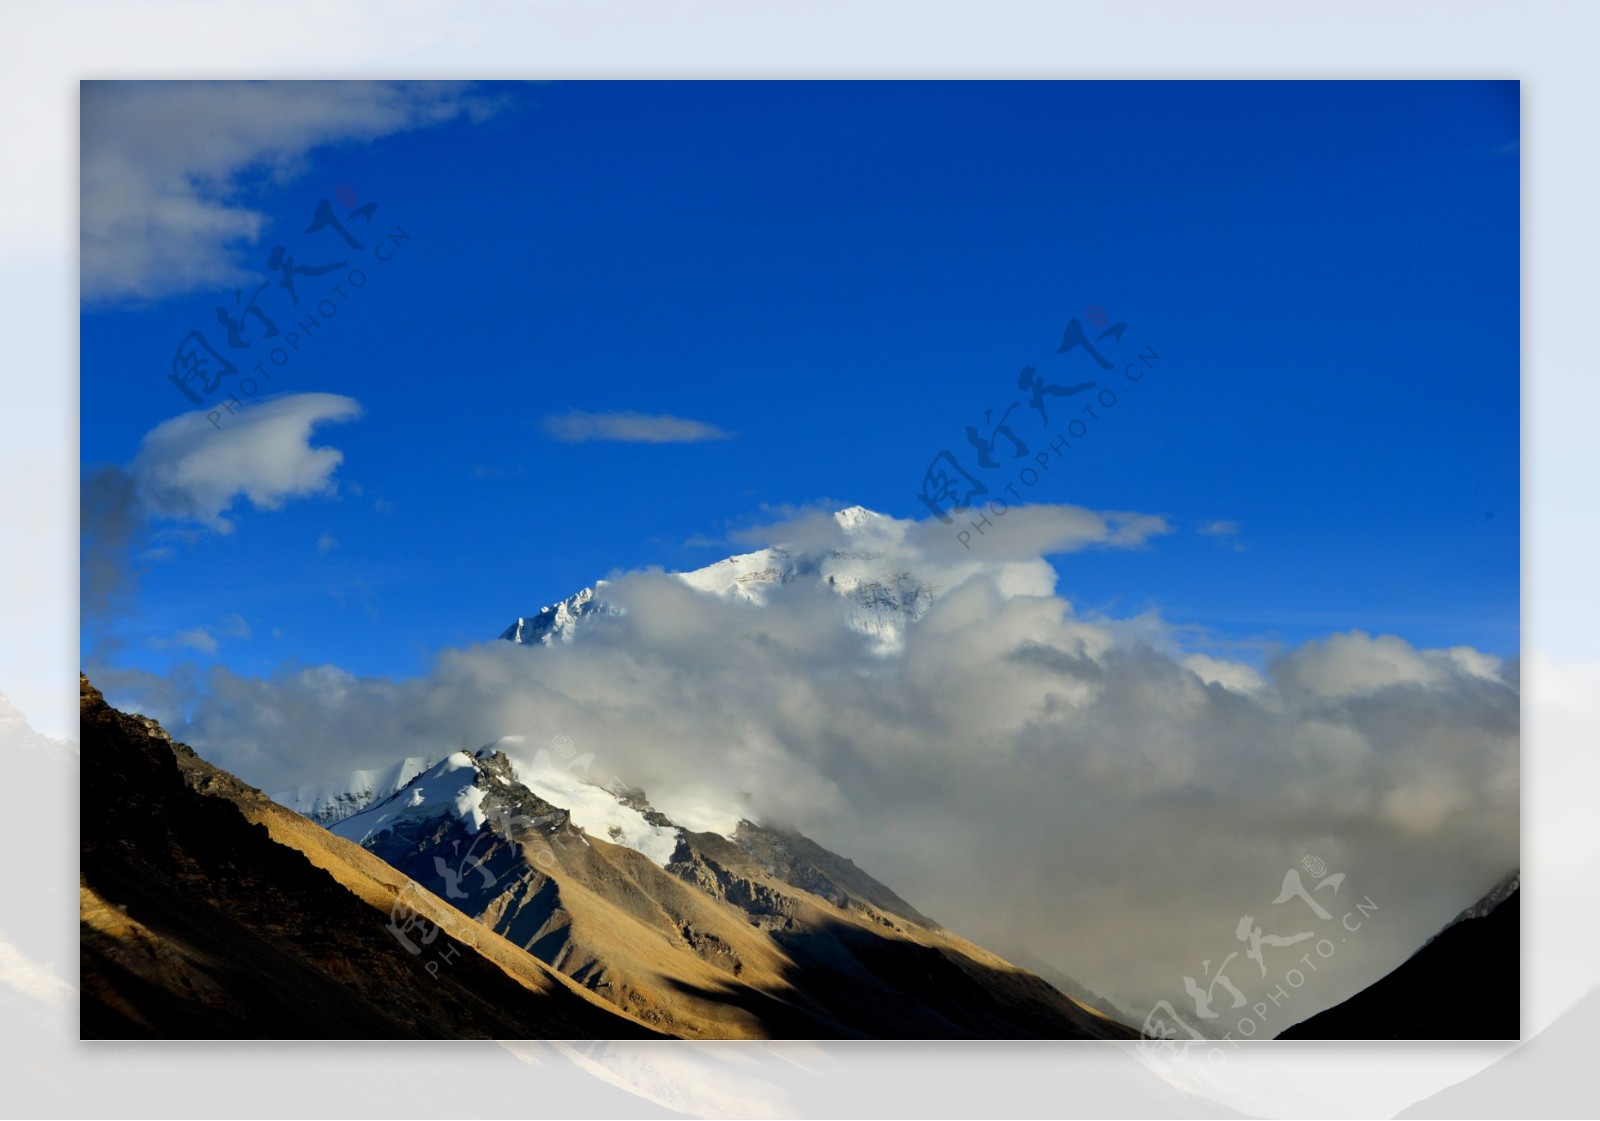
[309,742,1136,1039]
[79,676,663,1040]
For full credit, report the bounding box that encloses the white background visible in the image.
[1,2,1594,1116]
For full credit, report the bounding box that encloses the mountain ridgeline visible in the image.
[84,671,1129,1038]
[84,504,1517,1040]
[306,744,1132,1038]
[1278,873,1520,1039]
[78,676,662,1040]
[497,506,942,655]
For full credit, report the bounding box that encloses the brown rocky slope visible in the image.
[345,748,1134,1039]
[79,675,663,1039]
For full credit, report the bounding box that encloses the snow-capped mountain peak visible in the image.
[831,504,879,530]
[326,739,691,866]
[271,755,437,825]
[330,751,490,845]
[498,582,621,647]
[501,505,941,654]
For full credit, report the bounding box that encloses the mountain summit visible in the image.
[78,676,660,1040]
[500,506,947,654]
[272,755,436,826]
[158,504,1134,1037]
[288,734,1132,1038]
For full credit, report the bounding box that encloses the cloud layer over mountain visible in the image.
[107,506,1519,1027]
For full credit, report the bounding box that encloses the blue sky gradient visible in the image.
[81,80,1520,685]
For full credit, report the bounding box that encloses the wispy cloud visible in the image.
[160,628,219,655]
[217,613,252,640]
[131,392,361,532]
[80,81,497,302]
[542,410,734,444]
[82,395,360,626]
[150,613,250,656]
[723,502,1172,562]
[1196,518,1246,552]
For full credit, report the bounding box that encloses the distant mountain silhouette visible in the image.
[1279,876,1518,1039]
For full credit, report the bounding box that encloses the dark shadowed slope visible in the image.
[1279,876,1519,1040]
[79,675,662,1039]
[326,748,1135,1040]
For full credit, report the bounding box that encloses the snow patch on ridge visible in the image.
[314,738,695,868]
[502,506,962,654]
[331,752,485,845]
[509,748,682,866]
[272,754,437,824]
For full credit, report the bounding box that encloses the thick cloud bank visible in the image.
[129,508,1518,1027]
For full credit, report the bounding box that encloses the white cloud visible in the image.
[167,628,218,655]
[737,501,1171,569]
[217,613,252,639]
[542,411,734,444]
[1275,629,1504,698]
[131,392,361,532]
[1197,519,1246,551]
[148,613,252,656]
[917,503,1170,560]
[1444,644,1505,679]
[81,81,494,302]
[1181,652,1267,693]
[316,532,339,554]
[115,508,1517,1029]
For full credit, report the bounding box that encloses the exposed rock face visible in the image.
[78,676,661,1040]
[312,743,1136,1039]
[726,820,938,928]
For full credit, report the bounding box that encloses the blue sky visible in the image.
[81,80,1520,686]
